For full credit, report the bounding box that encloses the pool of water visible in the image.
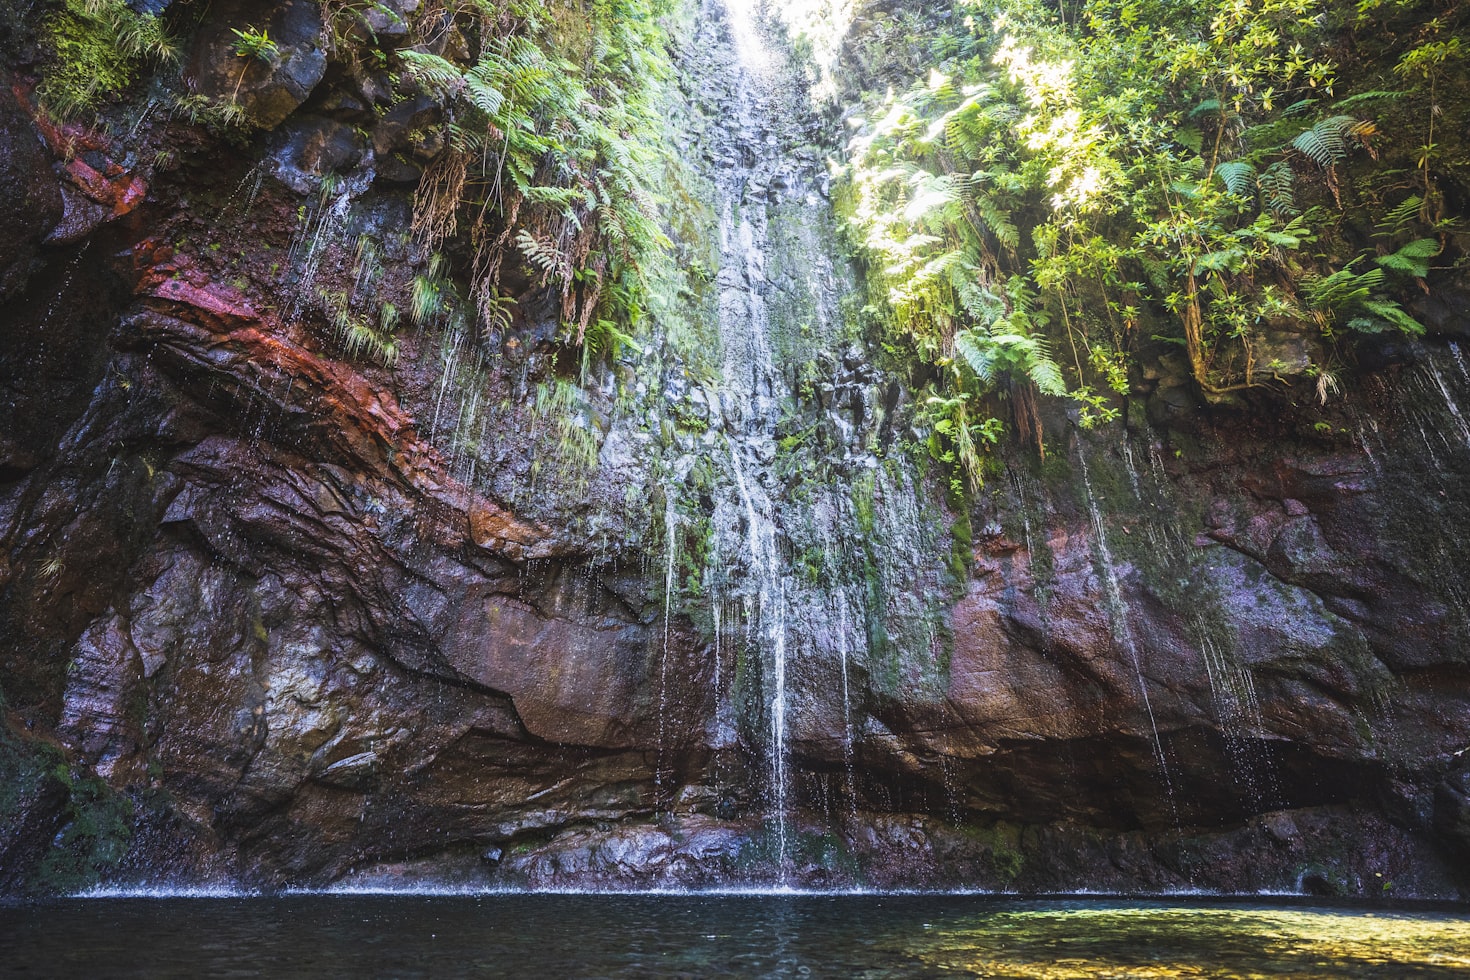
[2,894,1467,977]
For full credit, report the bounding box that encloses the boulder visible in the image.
[187,0,327,130]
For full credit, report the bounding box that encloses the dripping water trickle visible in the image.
[656,485,680,806]
[1424,359,1470,451]
[727,441,790,867]
[1075,441,1177,816]
[833,590,857,818]
[287,179,356,319]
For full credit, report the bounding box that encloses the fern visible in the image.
[1301,257,1420,336]
[1174,125,1203,154]
[1301,260,1384,310]
[317,289,398,366]
[953,271,1005,322]
[1358,299,1425,335]
[1214,160,1257,198]
[1376,195,1423,235]
[904,173,961,226]
[1375,238,1438,278]
[1193,247,1247,275]
[954,329,1000,385]
[516,230,569,283]
[1290,115,1370,168]
[1259,161,1297,216]
[463,66,507,118]
[953,324,1067,396]
[1333,90,1404,110]
[1023,338,1067,396]
[972,194,1019,249]
[411,255,450,328]
[399,50,464,96]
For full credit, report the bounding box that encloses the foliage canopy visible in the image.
[835,0,1464,485]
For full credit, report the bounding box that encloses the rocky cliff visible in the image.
[1,0,1468,899]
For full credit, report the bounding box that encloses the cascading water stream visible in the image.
[699,0,803,872]
[832,590,857,815]
[727,440,790,864]
[287,178,358,318]
[664,0,950,877]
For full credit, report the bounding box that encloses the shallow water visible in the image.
[2,895,1468,978]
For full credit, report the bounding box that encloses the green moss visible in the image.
[529,378,601,496]
[1295,862,1351,897]
[0,727,60,841]
[851,471,878,535]
[949,508,973,581]
[0,677,133,896]
[39,0,174,119]
[675,514,713,603]
[960,819,1026,884]
[35,765,134,894]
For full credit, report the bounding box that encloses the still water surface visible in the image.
[1,894,1468,978]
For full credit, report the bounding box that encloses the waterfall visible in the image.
[665,0,806,873]
[832,590,857,816]
[645,0,952,877]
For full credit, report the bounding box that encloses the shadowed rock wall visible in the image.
[0,0,1466,899]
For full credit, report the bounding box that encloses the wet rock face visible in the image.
[188,0,327,130]
[0,1,1469,900]
[0,90,62,299]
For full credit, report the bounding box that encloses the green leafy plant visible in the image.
[835,0,1447,447]
[1300,258,1424,336]
[229,25,280,102]
[1375,238,1440,279]
[1290,115,1373,169]
[230,26,279,62]
[400,0,674,361]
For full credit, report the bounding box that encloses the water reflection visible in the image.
[901,904,1470,978]
[1,896,1466,978]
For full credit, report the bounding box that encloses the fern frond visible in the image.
[1359,299,1425,335]
[904,173,960,226]
[1259,161,1297,216]
[516,229,569,282]
[1333,90,1404,110]
[1214,160,1257,198]
[954,277,1004,322]
[399,50,464,96]
[954,329,1000,385]
[1377,195,1423,235]
[1026,341,1067,396]
[1301,260,1384,310]
[973,194,1019,249]
[1290,115,1365,168]
[464,68,506,117]
[1375,238,1438,277]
